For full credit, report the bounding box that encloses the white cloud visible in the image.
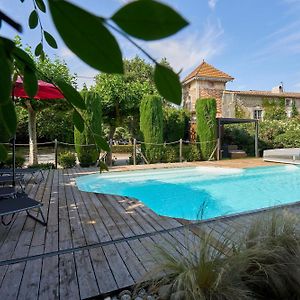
[59,46,75,59]
[208,0,218,10]
[146,18,225,77]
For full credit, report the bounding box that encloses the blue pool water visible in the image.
[76,165,300,221]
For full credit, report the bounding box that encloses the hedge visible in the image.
[140,95,164,163]
[74,91,102,166]
[195,98,217,160]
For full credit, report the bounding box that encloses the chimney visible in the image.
[272,84,284,93]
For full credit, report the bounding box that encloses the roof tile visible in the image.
[183,60,234,83]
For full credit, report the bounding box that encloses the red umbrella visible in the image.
[11,77,65,185]
[14,77,64,99]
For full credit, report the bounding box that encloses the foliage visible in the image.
[58,151,76,168]
[0,0,187,160]
[162,145,179,163]
[182,144,201,161]
[27,162,54,169]
[196,98,217,160]
[99,161,108,173]
[235,102,248,119]
[0,153,25,168]
[140,95,164,163]
[112,145,133,153]
[128,153,143,165]
[224,118,300,155]
[291,100,299,118]
[163,107,189,142]
[146,210,300,300]
[74,91,102,165]
[262,98,287,120]
[94,57,157,139]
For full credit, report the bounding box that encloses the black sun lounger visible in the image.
[0,193,47,226]
[0,168,44,184]
[0,175,25,192]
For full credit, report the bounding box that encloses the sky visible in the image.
[1,0,300,92]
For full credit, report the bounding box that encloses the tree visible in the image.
[196,98,217,160]
[291,100,299,118]
[74,91,102,166]
[15,42,75,164]
[0,0,187,160]
[163,106,189,142]
[263,98,287,121]
[140,95,163,163]
[94,57,157,163]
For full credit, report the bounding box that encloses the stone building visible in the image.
[182,60,300,123]
[222,89,300,120]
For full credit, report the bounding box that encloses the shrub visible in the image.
[78,149,97,167]
[163,107,189,142]
[182,144,200,161]
[74,91,102,164]
[28,163,54,169]
[58,151,76,168]
[263,98,287,120]
[1,154,26,168]
[112,145,133,153]
[128,153,143,165]
[146,211,300,300]
[196,98,217,160]
[140,95,164,163]
[162,145,178,163]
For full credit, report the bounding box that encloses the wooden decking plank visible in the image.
[0,262,26,299]
[88,193,123,240]
[38,255,59,299]
[98,194,135,239]
[74,250,100,299]
[30,170,53,248]
[58,170,73,250]
[59,253,80,300]
[44,170,59,253]
[116,196,158,234]
[89,247,118,294]
[70,170,113,243]
[127,238,157,273]
[102,244,135,289]
[115,241,147,282]
[63,170,86,248]
[17,257,42,300]
[67,170,100,245]
[106,195,147,236]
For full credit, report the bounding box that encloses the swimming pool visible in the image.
[76,165,300,221]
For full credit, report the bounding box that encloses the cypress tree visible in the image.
[74,91,102,166]
[140,95,163,163]
[196,98,217,160]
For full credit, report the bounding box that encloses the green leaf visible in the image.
[55,80,86,110]
[93,134,110,152]
[0,100,17,136]
[0,40,12,104]
[73,110,84,132]
[34,43,43,56]
[154,64,182,105]
[0,145,8,162]
[44,31,57,49]
[49,0,123,74]
[23,66,38,98]
[12,47,36,71]
[35,0,46,13]
[111,0,189,40]
[29,10,38,29]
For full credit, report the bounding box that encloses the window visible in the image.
[253,109,262,120]
[285,99,292,107]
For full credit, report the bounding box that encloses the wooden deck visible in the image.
[0,163,297,299]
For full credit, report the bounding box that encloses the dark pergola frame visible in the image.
[216,118,259,160]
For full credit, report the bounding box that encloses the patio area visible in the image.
[0,159,296,299]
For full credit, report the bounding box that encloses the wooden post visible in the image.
[255,120,259,157]
[217,138,221,161]
[179,139,182,162]
[54,139,58,169]
[109,139,113,166]
[217,119,222,160]
[133,138,136,165]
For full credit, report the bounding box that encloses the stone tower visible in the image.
[182,60,234,140]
